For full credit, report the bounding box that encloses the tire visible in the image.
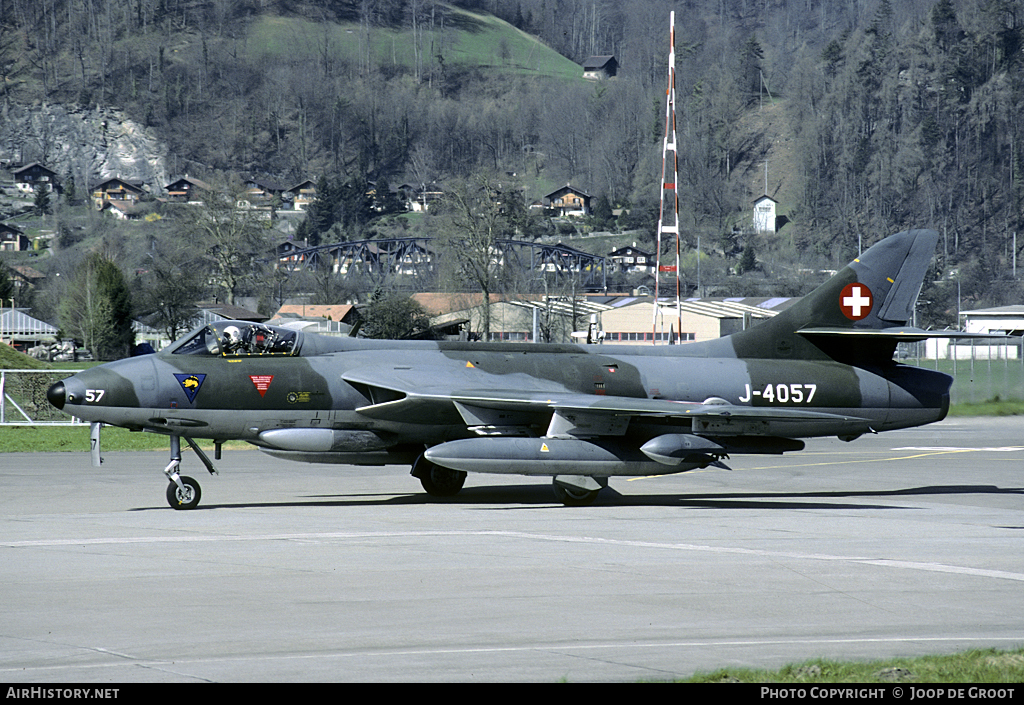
[552,481,600,507]
[416,460,467,497]
[167,475,201,510]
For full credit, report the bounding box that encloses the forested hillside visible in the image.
[3,0,1024,325]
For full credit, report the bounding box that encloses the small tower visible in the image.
[652,11,682,344]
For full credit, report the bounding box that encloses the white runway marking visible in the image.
[2,635,1022,677]
[6,530,1024,582]
[894,446,1024,452]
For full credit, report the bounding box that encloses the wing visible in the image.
[450,390,869,438]
[342,365,870,439]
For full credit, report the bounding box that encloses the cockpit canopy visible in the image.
[169,321,301,357]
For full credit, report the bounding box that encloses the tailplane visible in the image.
[729,229,939,364]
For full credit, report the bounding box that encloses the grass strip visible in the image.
[683,647,1024,683]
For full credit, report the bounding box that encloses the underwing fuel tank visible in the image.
[424,437,716,477]
[258,428,390,452]
[639,434,726,466]
[640,434,805,466]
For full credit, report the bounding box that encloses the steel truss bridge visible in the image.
[277,237,606,291]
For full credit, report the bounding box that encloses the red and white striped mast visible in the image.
[652,11,682,344]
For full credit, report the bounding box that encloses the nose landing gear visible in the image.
[164,435,218,510]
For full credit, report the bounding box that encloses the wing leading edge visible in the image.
[798,326,1012,342]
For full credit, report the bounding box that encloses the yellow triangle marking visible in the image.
[466,361,475,368]
[540,443,550,453]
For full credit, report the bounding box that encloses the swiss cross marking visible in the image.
[840,283,873,321]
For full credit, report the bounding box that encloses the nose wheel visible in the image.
[163,435,217,509]
[166,474,201,510]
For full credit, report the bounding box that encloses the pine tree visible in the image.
[592,194,614,230]
[305,176,339,245]
[94,256,134,359]
[63,174,77,205]
[33,184,50,217]
[739,244,757,274]
[0,259,15,303]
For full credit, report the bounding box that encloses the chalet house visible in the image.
[544,184,591,217]
[285,180,317,211]
[276,238,309,258]
[582,55,618,80]
[275,238,311,270]
[91,177,146,210]
[752,194,778,233]
[242,176,286,206]
[13,163,59,194]
[608,245,654,273]
[99,200,144,221]
[0,223,30,251]
[165,176,214,204]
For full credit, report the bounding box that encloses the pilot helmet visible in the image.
[222,325,242,349]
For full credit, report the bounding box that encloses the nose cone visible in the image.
[47,381,66,410]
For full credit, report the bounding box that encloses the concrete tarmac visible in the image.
[1,416,1022,682]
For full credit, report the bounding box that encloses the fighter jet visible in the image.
[48,229,976,508]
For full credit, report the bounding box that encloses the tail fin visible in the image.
[729,229,939,363]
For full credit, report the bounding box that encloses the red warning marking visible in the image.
[249,375,274,397]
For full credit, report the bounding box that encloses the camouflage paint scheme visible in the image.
[48,229,957,507]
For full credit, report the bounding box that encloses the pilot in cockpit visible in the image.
[221,325,244,354]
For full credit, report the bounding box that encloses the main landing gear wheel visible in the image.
[167,475,201,510]
[414,458,467,497]
[552,481,600,507]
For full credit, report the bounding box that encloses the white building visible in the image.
[924,306,1024,360]
[0,309,58,350]
[752,194,778,233]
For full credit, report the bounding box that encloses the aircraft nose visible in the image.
[47,381,66,410]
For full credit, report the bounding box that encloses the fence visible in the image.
[902,336,1024,405]
[0,370,84,425]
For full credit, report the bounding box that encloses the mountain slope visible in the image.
[245,6,582,81]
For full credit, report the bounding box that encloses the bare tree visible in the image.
[176,187,272,305]
[430,173,527,339]
[134,232,208,343]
